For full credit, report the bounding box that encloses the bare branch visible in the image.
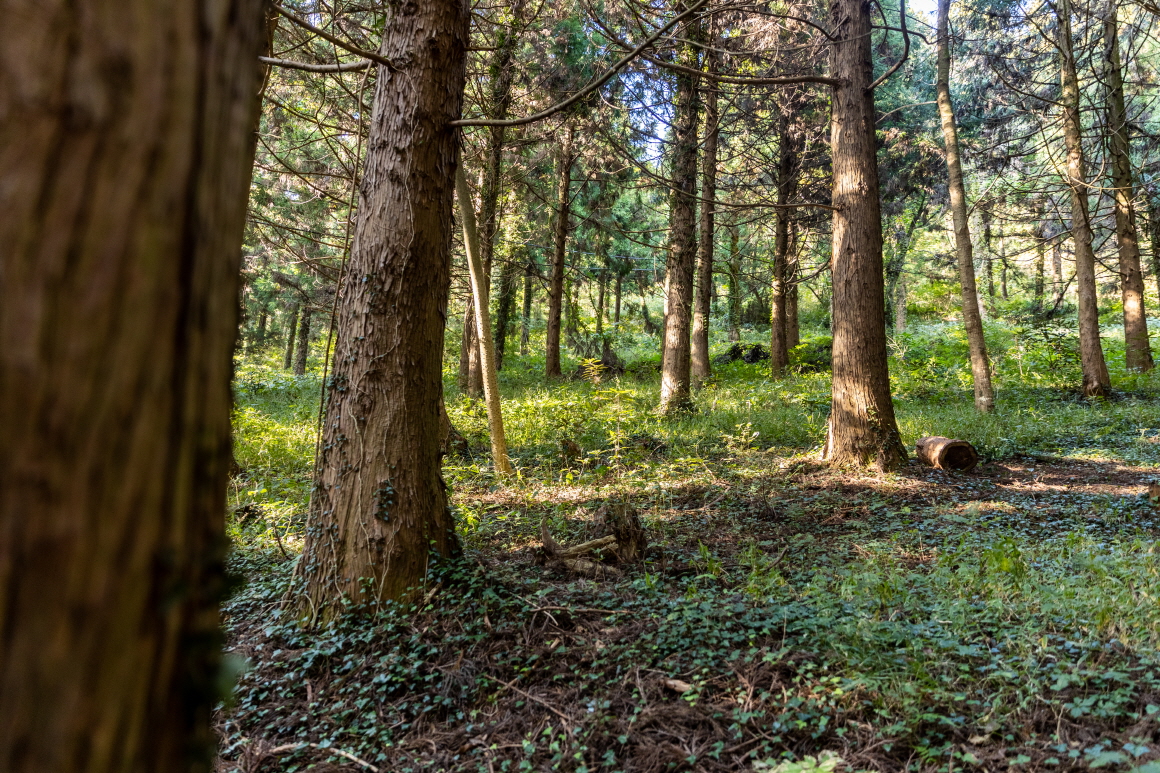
[260,56,371,72]
[271,4,397,71]
[450,0,711,128]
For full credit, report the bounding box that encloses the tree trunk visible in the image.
[494,259,519,370]
[614,273,623,323]
[546,128,575,378]
[595,269,606,337]
[521,258,534,355]
[0,0,265,769]
[283,303,299,369]
[1104,3,1153,372]
[456,164,513,475]
[691,45,719,387]
[728,225,741,342]
[936,0,995,412]
[1148,193,1160,302]
[659,5,703,413]
[256,304,269,350]
[478,5,523,376]
[294,306,312,376]
[895,279,907,332]
[770,104,800,377]
[822,0,906,470]
[458,302,476,393]
[297,0,467,621]
[1035,235,1046,307]
[787,222,801,350]
[1057,0,1111,396]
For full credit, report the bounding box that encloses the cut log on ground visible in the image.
[916,436,979,471]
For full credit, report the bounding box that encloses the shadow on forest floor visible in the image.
[217,444,1160,773]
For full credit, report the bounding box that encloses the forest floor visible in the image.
[217,332,1160,773]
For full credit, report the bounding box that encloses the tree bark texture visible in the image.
[297,0,467,621]
[822,0,906,470]
[284,303,299,369]
[546,128,575,378]
[659,7,703,413]
[0,0,266,769]
[1057,0,1111,396]
[936,0,995,412]
[1103,4,1153,372]
[691,46,719,387]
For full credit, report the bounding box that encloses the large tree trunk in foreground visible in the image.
[0,0,265,769]
[822,0,906,470]
[690,45,719,387]
[298,0,467,621]
[546,128,575,378]
[659,6,703,413]
[1104,4,1153,372]
[937,0,995,412]
[1057,0,1111,396]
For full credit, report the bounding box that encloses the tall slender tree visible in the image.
[546,126,576,378]
[659,4,703,413]
[1103,0,1153,372]
[1056,0,1111,396]
[936,0,995,412]
[691,42,720,387]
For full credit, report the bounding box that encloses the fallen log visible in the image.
[916,436,979,471]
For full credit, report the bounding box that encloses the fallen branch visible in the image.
[268,742,380,772]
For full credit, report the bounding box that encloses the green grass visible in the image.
[221,320,1160,771]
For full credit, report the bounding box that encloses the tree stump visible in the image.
[915,436,979,471]
[593,503,648,563]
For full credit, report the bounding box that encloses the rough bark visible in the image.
[659,7,703,414]
[822,0,906,470]
[1057,0,1112,396]
[894,279,907,332]
[546,128,575,378]
[691,46,719,387]
[255,304,269,350]
[1103,3,1153,371]
[0,0,265,768]
[936,0,995,412]
[596,269,606,337]
[294,306,312,376]
[283,303,299,369]
[297,0,467,620]
[456,164,513,476]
